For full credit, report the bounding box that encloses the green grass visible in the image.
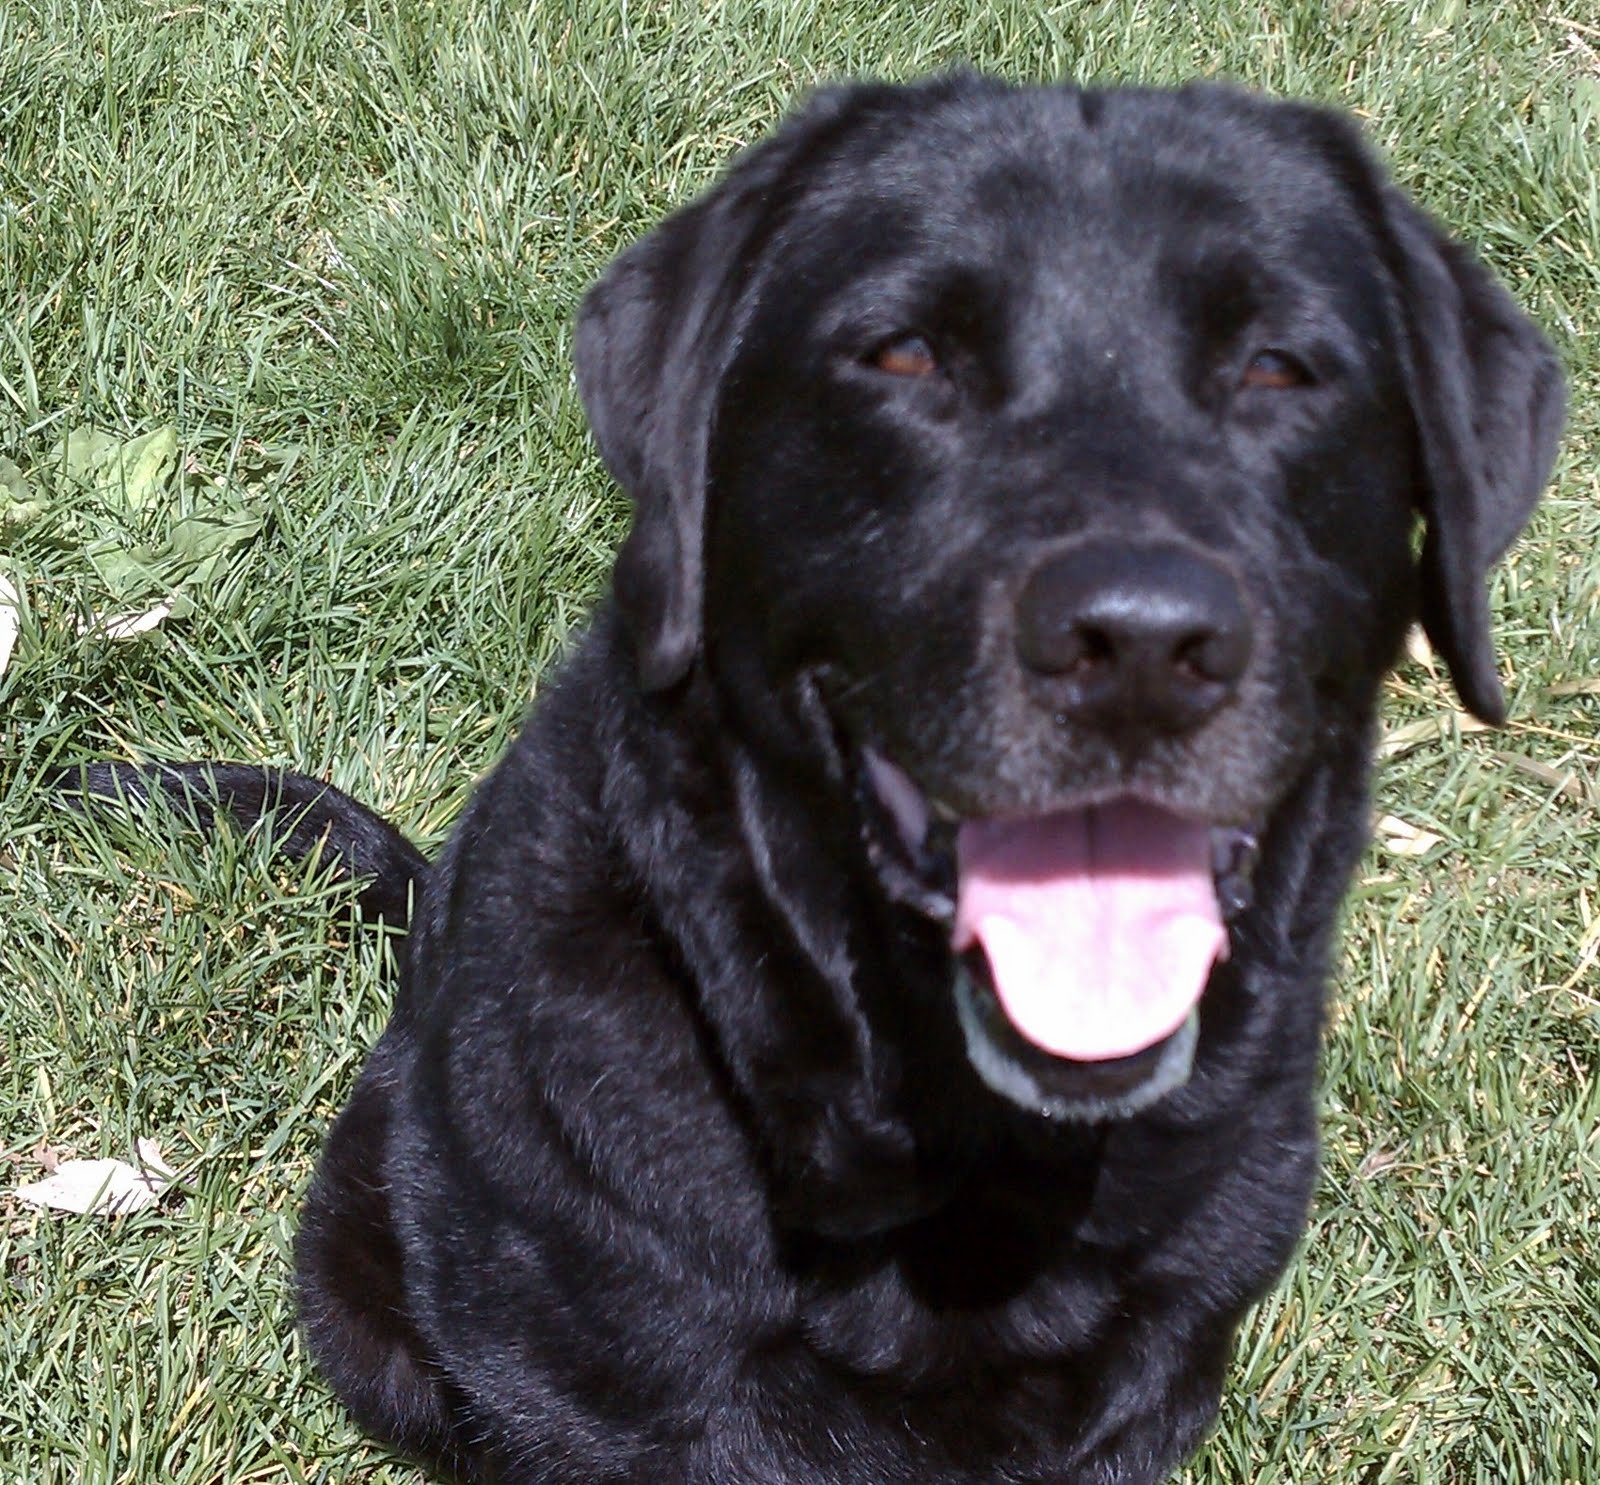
[2,1,1596,1481]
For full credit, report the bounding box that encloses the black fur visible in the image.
[65,78,1562,1483]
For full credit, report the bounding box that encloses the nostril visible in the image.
[1173,634,1211,683]
[1051,624,1114,677]
[1175,622,1250,686]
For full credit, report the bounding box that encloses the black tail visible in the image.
[51,761,427,926]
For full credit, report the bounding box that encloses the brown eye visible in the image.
[870,334,939,378]
[1240,349,1311,390]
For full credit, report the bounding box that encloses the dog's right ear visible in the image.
[575,90,871,692]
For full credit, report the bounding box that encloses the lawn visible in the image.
[1,1,1596,1481]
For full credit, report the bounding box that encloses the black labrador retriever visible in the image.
[71,76,1562,1483]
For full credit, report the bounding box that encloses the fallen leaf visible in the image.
[1376,813,1443,857]
[1404,626,1436,669]
[1492,750,1592,804]
[1379,713,1492,759]
[1560,914,1600,995]
[11,1139,176,1217]
[78,597,178,641]
[0,572,18,676]
[1357,1146,1401,1180]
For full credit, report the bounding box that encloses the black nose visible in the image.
[1014,541,1252,734]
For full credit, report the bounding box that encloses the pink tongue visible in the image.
[953,801,1226,1062]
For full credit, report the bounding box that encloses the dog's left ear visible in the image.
[575,88,872,692]
[1377,187,1565,723]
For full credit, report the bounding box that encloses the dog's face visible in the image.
[577,79,1561,1125]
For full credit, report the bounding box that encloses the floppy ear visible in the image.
[574,89,870,691]
[1377,189,1565,723]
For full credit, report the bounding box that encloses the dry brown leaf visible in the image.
[10,1138,176,1217]
[1492,751,1593,803]
[1379,713,1492,759]
[1375,813,1443,857]
[0,572,19,677]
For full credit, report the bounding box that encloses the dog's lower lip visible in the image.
[954,951,1201,1119]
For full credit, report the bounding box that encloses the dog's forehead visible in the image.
[784,85,1360,280]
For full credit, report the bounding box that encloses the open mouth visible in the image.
[859,750,1259,1120]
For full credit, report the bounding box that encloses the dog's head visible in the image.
[577,77,1562,1127]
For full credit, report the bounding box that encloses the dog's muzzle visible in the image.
[859,749,1258,1120]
